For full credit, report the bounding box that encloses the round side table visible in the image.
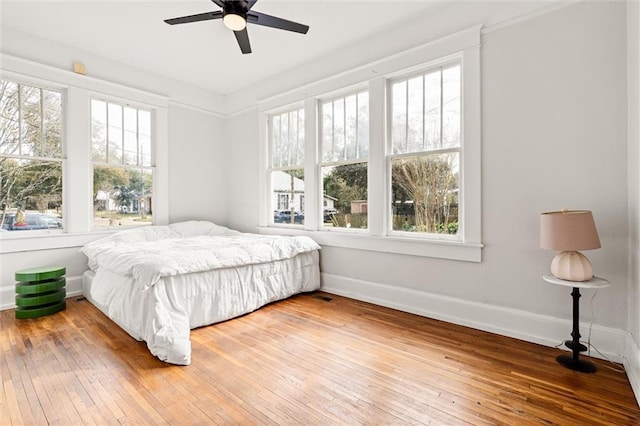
[543,275,610,373]
[15,266,67,319]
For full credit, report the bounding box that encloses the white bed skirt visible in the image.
[82,250,320,365]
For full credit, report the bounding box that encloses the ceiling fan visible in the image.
[164,0,309,54]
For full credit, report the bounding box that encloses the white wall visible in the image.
[167,104,227,224]
[224,108,261,233]
[225,1,632,363]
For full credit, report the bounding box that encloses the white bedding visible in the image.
[80,221,321,365]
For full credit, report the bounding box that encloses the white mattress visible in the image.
[82,250,320,365]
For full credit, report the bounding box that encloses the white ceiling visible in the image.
[1,0,448,95]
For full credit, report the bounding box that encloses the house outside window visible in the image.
[91,99,153,228]
[270,107,305,226]
[0,79,64,232]
[320,90,369,230]
[389,62,461,236]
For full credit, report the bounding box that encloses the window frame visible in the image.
[258,26,482,262]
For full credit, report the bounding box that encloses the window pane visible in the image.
[297,110,305,165]
[271,115,281,168]
[391,80,407,154]
[271,169,305,226]
[290,109,299,165]
[137,111,152,167]
[357,92,369,159]
[271,108,304,168]
[123,107,138,165]
[407,76,423,153]
[1,81,63,160]
[391,153,459,235]
[21,85,41,156]
[425,71,441,150]
[334,98,345,161]
[138,110,151,136]
[321,102,333,162]
[91,100,107,162]
[345,94,357,160]
[140,134,151,167]
[42,90,62,157]
[93,165,153,228]
[281,113,290,165]
[107,103,123,164]
[442,65,461,148]
[322,91,369,163]
[391,62,460,155]
[322,163,368,229]
[0,80,20,156]
[0,158,63,231]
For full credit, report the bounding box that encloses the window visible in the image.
[259,27,481,261]
[269,107,305,226]
[0,79,64,232]
[91,99,153,228]
[389,63,461,236]
[320,91,369,230]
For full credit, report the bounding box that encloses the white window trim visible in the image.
[0,54,169,254]
[259,26,482,262]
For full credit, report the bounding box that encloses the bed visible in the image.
[80,221,321,365]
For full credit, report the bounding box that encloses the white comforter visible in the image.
[91,233,320,288]
[81,221,321,365]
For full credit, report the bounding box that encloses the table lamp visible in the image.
[540,209,601,281]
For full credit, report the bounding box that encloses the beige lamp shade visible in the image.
[540,210,601,251]
[540,210,601,282]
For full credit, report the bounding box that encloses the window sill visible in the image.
[257,226,483,262]
[0,230,114,254]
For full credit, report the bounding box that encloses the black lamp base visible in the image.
[556,355,597,373]
[564,340,588,352]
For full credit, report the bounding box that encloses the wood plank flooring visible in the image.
[1,292,639,425]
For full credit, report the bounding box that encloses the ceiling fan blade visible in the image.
[210,0,226,8]
[165,11,222,25]
[246,0,258,11]
[247,11,309,34]
[234,28,252,54]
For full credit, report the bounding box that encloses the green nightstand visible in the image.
[15,266,66,319]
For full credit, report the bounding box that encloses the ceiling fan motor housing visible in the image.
[224,1,248,20]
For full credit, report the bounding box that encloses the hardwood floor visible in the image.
[1,292,639,425]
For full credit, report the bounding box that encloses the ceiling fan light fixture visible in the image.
[223,13,246,31]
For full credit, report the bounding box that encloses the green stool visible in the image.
[15,266,66,319]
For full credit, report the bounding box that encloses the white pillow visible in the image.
[80,221,237,270]
[168,220,232,237]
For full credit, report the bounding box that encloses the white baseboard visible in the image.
[625,334,640,405]
[0,275,83,311]
[321,272,627,363]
